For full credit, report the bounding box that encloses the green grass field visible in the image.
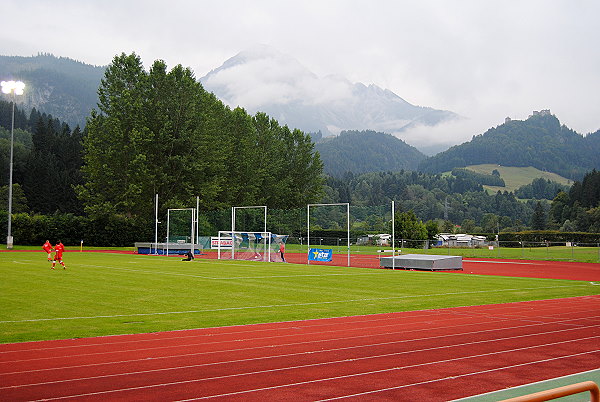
[1,251,599,344]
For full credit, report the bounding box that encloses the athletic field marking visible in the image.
[78,261,584,283]
[466,260,534,265]
[28,343,600,400]
[315,350,600,401]
[3,313,599,367]
[79,263,390,280]
[4,327,598,389]
[0,283,592,324]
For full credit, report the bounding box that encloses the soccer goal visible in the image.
[217,231,287,262]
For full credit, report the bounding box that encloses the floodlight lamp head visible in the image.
[0,81,10,94]
[14,81,25,95]
[1,80,25,95]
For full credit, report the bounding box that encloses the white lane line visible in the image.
[3,312,599,366]
[3,327,599,390]
[30,344,600,400]
[315,350,600,401]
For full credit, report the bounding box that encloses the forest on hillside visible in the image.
[420,114,600,180]
[0,53,105,128]
[315,130,425,177]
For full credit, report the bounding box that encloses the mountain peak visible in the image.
[201,46,457,150]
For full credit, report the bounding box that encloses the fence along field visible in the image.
[1,251,599,344]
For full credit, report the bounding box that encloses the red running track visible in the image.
[1,295,599,401]
[280,253,600,281]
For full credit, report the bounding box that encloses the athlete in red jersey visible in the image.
[51,241,66,270]
[42,240,53,261]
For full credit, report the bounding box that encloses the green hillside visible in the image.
[464,164,572,193]
[316,130,426,177]
[0,53,105,128]
[419,113,600,180]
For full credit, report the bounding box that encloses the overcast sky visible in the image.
[2,0,599,142]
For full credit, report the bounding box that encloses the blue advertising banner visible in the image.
[309,248,333,262]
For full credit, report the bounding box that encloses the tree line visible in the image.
[1,52,600,245]
[0,53,324,244]
[79,53,323,222]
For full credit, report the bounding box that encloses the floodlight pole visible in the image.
[2,80,25,250]
[6,93,15,249]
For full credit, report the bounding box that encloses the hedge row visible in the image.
[499,230,600,243]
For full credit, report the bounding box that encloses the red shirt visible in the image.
[54,243,65,258]
[42,242,52,253]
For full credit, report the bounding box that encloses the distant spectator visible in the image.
[182,250,195,261]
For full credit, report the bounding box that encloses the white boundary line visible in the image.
[0,284,591,324]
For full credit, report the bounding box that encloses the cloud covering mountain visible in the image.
[201,45,458,153]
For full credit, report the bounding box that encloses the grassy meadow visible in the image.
[463,164,572,193]
[1,251,598,344]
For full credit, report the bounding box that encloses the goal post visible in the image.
[217,230,288,262]
[307,203,350,266]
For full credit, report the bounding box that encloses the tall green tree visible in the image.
[530,201,547,230]
[79,53,324,222]
[394,210,427,240]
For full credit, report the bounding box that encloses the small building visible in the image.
[356,234,391,246]
[529,109,551,118]
[434,233,487,247]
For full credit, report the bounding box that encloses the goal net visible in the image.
[217,231,288,262]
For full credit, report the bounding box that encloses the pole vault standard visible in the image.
[166,208,196,255]
[307,203,350,267]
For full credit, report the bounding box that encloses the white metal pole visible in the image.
[231,207,235,259]
[190,208,195,254]
[6,95,15,249]
[154,194,159,254]
[196,196,200,253]
[218,231,221,260]
[307,204,311,264]
[392,200,395,270]
[347,203,350,267]
[166,209,170,255]
[264,206,267,233]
